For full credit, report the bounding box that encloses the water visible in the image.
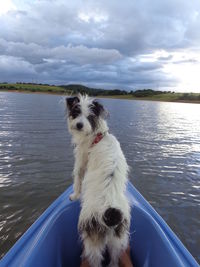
[0,92,199,263]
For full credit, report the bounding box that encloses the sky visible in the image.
[0,0,200,92]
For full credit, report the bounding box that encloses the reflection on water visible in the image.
[0,92,200,263]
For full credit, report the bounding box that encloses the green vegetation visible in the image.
[0,82,128,96]
[0,83,66,93]
[0,83,200,103]
[59,84,128,96]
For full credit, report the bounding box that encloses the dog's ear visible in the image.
[92,100,107,117]
[66,96,79,110]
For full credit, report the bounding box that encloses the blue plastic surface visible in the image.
[0,182,199,267]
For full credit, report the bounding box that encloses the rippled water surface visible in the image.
[0,92,200,262]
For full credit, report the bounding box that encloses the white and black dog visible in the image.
[66,94,130,267]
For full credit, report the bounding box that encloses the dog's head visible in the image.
[66,94,107,137]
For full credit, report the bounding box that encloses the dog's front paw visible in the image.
[69,193,80,201]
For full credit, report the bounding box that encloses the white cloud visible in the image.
[78,11,108,23]
[0,0,16,16]
[162,50,200,92]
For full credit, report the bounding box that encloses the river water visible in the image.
[0,92,199,262]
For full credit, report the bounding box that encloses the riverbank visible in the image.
[98,94,200,104]
[0,83,200,104]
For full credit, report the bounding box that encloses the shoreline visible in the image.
[0,88,200,104]
[97,94,200,104]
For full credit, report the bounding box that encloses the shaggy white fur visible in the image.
[66,94,130,267]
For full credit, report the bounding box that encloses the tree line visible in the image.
[2,83,200,101]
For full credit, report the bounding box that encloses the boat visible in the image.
[0,182,198,267]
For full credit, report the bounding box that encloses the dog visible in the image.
[66,94,131,267]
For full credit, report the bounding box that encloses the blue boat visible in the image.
[0,182,198,267]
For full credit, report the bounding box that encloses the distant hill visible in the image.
[0,83,200,103]
[59,84,128,96]
[131,89,172,97]
[0,82,128,96]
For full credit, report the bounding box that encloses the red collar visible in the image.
[91,133,104,146]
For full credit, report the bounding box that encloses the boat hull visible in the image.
[0,182,198,267]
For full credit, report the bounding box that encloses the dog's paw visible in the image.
[69,193,80,201]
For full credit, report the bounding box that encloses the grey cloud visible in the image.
[2,0,200,53]
[127,61,163,72]
[0,0,200,90]
[158,55,173,61]
[0,52,176,90]
[77,0,200,54]
[0,55,36,82]
[173,58,199,64]
[0,39,122,65]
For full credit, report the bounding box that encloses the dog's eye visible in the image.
[70,106,81,119]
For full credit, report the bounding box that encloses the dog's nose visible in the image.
[76,122,83,130]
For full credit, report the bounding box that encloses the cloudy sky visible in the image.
[0,0,200,92]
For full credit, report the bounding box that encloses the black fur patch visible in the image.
[90,101,105,117]
[79,217,107,238]
[66,96,79,110]
[87,114,97,130]
[70,104,81,119]
[102,247,111,267]
[103,208,122,227]
[66,97,81,119]
[114,218,128,238]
